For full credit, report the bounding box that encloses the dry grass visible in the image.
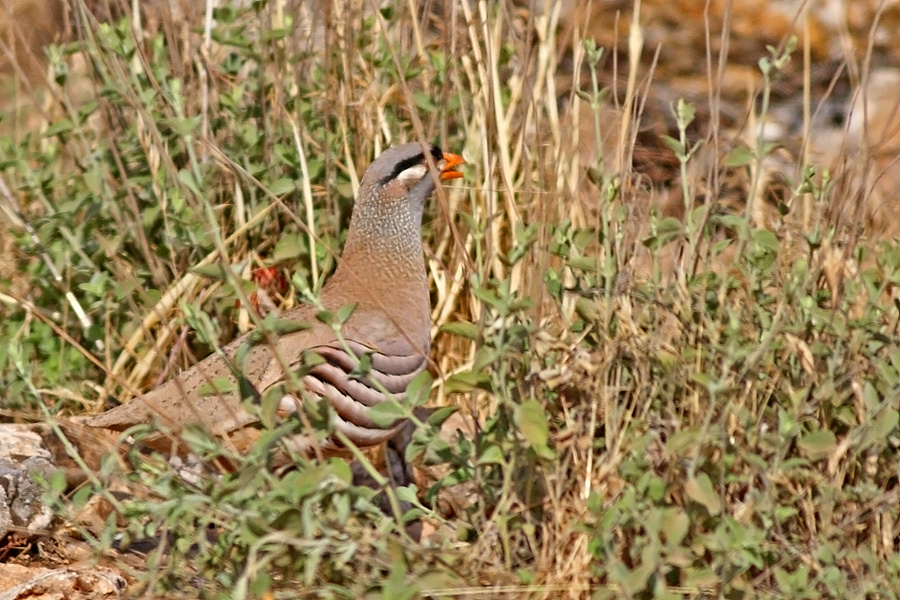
[0,0,899,598]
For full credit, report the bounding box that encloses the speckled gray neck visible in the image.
[345,195,423,260]
[343,172,435,261]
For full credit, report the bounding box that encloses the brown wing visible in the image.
[85,303,329,434]
[86,303,429,451]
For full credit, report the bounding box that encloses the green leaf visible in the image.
[566,257,598,271]
[273,233,306,261]
[723,144,754,167]
[426,405,458,427]
[477,444,504,465]
[43,118,75,137]
[259,314,311,336]
[196,377,236,397]
[348,352,372,378]
[575,88,593,103]
[190,263,228,280]
[48,469,68,496]
[574,297,600,323]
[413,90,436,111]
[661,134,684,156]
[684,569,719,590]
[258,383,287,428]
[268,178,296,196]
[422,436,453,466]
[395,484,419,504]
[440,321,478,340]
[861,408,899,451]
[665,428,699,457]
[712,214,749,234]
[684,473,722,515]
[70,484,94,508]
[179,423,220,454]
[798,429,836,461]
[328,457,352,484]
[444,370,491,393]
[665,508,690,545]
[753,228,780,252]
[674,98,696,126]
[163,115,200,137]
[405,370,434,406]
[335,302,357,324]
[517,399,553,458]
[643,217,683,250]
[368,401,407,428]
[177,168,202,196]
[300,349,326,368]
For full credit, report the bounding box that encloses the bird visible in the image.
[87,142,465,459]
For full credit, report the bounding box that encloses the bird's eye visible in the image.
[395,164,428,183]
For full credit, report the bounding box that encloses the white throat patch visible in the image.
[396,164,428,183]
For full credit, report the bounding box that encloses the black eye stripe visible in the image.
[378,144,443,186]
[382,155,425,184]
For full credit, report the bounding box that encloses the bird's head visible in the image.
[357,142,465,218]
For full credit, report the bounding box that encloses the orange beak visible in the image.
[439,152,466,180]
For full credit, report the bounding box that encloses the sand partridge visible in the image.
[87,142,465,457]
